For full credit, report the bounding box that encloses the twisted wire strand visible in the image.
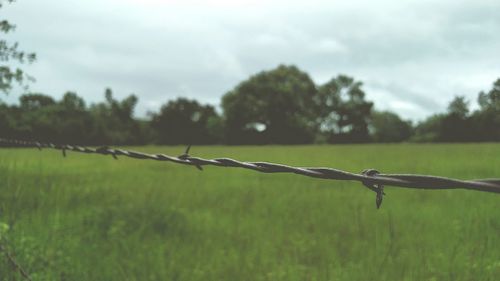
[1,138,499,209]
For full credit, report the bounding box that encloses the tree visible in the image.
[19,93,56,110]
[315,75,373,143]
[151,98,221,145]
[14,93,58,141]
[0,101,15,136]
[0,0,36,94]
[412,114,444,142]
[0,89,151,145]
[439,96,471,142]
[477,78,500,111]
[222,65,317,144]
[89,88,144,145]
[53,92,94,144]
[60,91,86,111]
[471,79,500,141]
[447,96,469,118]
[413,96,472,142]
[17,92,93,144]
[370,111,412,142]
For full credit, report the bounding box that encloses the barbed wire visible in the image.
[1,137,499,209]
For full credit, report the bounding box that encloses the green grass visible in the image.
[0,144,499,281]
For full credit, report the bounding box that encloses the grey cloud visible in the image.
[3,0,500,120]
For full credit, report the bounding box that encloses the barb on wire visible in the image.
[1,137,499,209]
[362,169,385,209]
[179,144,202,171]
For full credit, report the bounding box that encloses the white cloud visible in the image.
[311,38,348,54]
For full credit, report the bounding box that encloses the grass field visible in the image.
[0,144,499,281]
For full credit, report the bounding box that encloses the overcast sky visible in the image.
[2,0,500,120]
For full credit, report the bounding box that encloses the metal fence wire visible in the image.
[1,137,499,209]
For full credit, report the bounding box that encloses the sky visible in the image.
[2,0,500,120]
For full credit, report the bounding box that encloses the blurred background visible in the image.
[1,0,500,145]
[1,2,500,280]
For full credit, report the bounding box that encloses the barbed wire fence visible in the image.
[1,137,499,208]
[1,137,500,280]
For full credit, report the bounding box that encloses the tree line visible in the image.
[1,2,499,145]
[1,64,499,145]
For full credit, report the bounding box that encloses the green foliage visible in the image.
[478,78,500,111]
[0,89,149,145]
[222,65,317,144]
[470,79,500,141]
[315,75,373,143]
[0,0,36,94]
[0,222,8,240]
[412,114,446,142]
[1,60,500,144]
[413,96,473,143]
[414,81,500,143]
[447,96,469,118]
[89,88,147,145]
[0,144,499,280]
[150,98,221,144]
[371,111,412,142]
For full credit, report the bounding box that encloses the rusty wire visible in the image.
[1,137,500,209]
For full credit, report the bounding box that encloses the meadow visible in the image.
[0,144,499,281]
